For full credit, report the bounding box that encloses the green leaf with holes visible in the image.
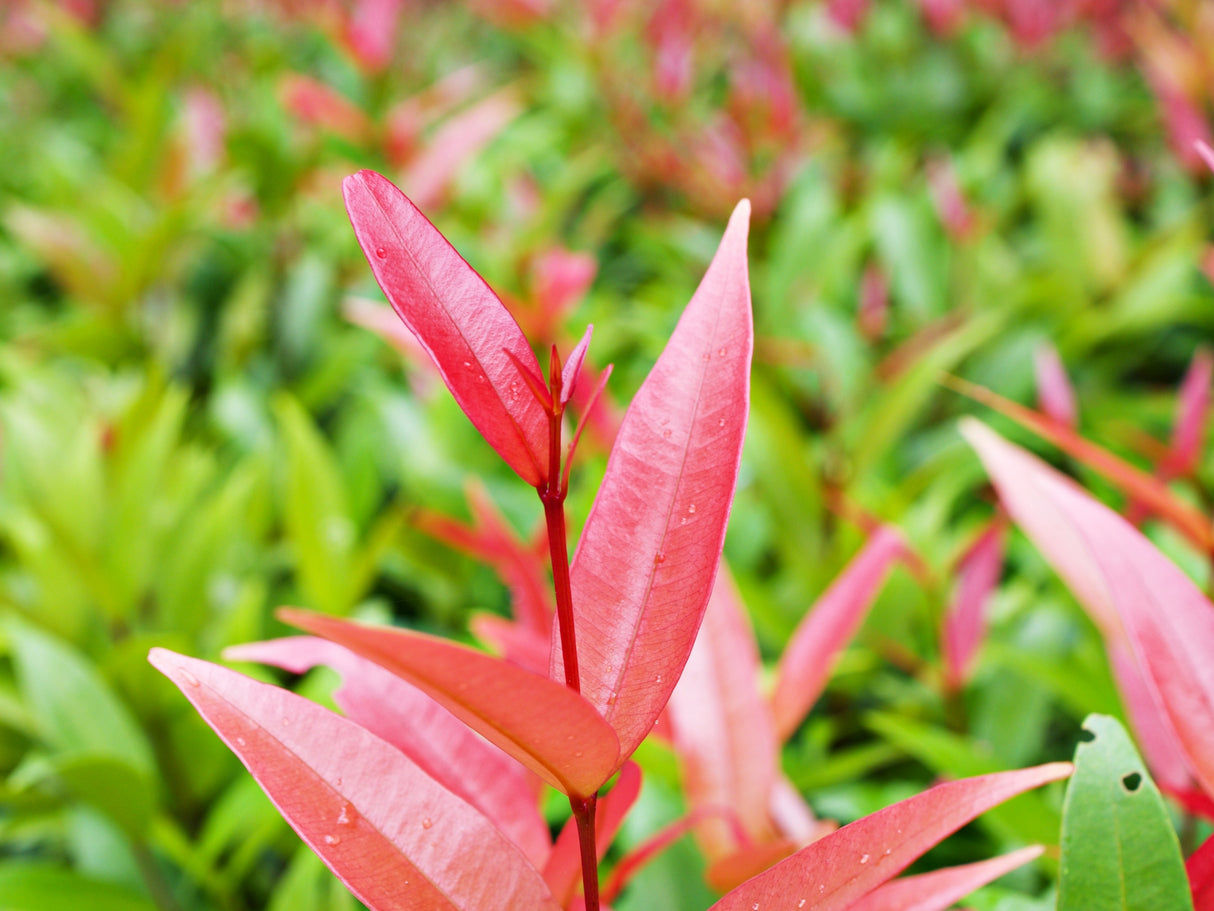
[1058,714,1193,911]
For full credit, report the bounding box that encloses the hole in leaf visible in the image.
[1078,728,1096,743]
[1121,772,1142,792]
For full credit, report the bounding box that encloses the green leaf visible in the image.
[1058,715,1193,911]
[0,864,156,911]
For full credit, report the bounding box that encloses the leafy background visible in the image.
[1,1,1212,909]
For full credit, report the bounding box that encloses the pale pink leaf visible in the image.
[771,526,906,741]
[343,170,549,487]
[667,567,779,860]
[846,846,1044,911]
[281,609,620,797]
[942,521,1006,691]
[963,419,1214,798]
[1032,342,1077,428]
[469,615,551,676]
[561,324,593,406]
[710,763,1071,911]
[555,199,753,759]
[1164,347,1212,478]
[148,649,560,911]
[223,636,550,869]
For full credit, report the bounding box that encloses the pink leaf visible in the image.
[1163,347,1212,479]
[561,325,593,406]
[554,199,753,760]
[846,846,1044,911]
[343,170,549,487]
[962,419,1214,798]
[224,636,550,869]
[771,526,906,741]
[1189,832,1214,911]
[942,521,1006,691]
[1032,342,1077,428]
[469,614,551,676]
[948,375,1214,551]
[148,649,560,911]
[667,568,780,860]
[281,609,620,797]
[342,0,405,73]
[710,762,1071,911]
[1198,141,1214,174]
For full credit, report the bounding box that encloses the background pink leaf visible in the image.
[224,636,550,869]
[667,567,780,860]
[962,419,1214,799]
[846,846,1044,911]
[1163,347,1212,479]
[1032,342,1077,428]
[554,199,753,760]
[281,609,620,797]
[148,649,560,911]
[343,169,549,486]
[942,521,1006,691]
[771,525,906,741]
[710,762,1070,911]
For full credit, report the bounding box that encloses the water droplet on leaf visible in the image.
[338,804,351,825]
[181,669,200,687]
[654,552,665,565]
[860,854,869,864]
[324,834,340,845]
[374,247,387,259]
[422,817,432,829]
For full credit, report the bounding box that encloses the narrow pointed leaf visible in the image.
[941,521,1006,691]
[667,568,780,859]
[281,609,619,796]
[1058,715,1193,911]
[1033,342,1077,427]
[949,377,1214,551]
[963,420,1214,798]
[225,636,550,869]
[709,762,1071,911]
[561,325,593,405]
[771,526,906,740]
[557,199,753,759]
[847,846,1044,911]
[148,649,560,911]
[1165,348,1212,478]
[343,170,548,486]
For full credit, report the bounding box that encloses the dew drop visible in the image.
[235,736,246,747]
[798,902,806,909]
[281,717,290,727]
[702,352,711,361]
[751,904,759,910]
[717,347,727,356]
[654,552,666,565]
[573,750,584,758]
[687,504,696,514]
[180,669,200,687]
[374,247,387,259]
[717,418,725,427]
[656,674,663,683]
[421,817,432,830]
[883,848,891,856]
[338,804,351,825]
[324,834,340,845]
[680,517,687,526]
[606,691,618,706]
[463,360,473,369]
[860,854,869,864]
[662,429,672,439]
[335,777,342,787]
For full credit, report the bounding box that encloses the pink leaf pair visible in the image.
[963,419,1214,799]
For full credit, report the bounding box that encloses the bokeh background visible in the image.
[1,2,1213,909]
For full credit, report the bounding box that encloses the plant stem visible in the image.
[571,793,601,911]
[544,492,581,692]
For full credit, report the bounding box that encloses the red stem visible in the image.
[571,794,601,911]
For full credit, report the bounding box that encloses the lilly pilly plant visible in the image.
[150,172,1069,910]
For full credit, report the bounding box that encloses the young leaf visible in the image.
[556,199,753,759]
[709,762,1071,911]
[225,636,550,869]
[149,649,561,911]
[846,846,1044,911]
[963,420,1214,798]
[280,609,620,796]
[343,170,549,487]
[1058,715,1193,911]
[771,526,906,740]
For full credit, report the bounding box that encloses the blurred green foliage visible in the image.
[1,1,1212,909]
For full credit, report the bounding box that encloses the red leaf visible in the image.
[771,526,906,741]
[556,199,753,759]
[710,762,1070,911]
[224,636,550,869]
[667,568,780,859]
[941,521,1006,691]
[148,649,560,911]
[1163,347,1212,479]
[846,846,1044,911]
[1189,832,1214,911]
[281,609,620,797]
[948,375,1214,551]
[963,419,1214,798]
[343,170,549,487]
